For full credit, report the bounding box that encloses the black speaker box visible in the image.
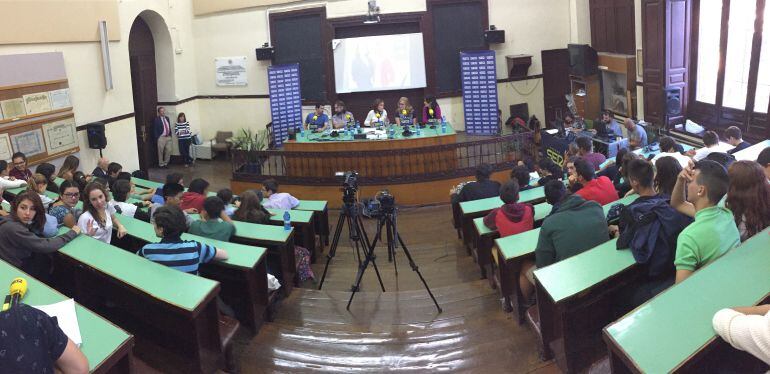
[568,44,598,76]
[256,46,274,61]
[86,122,107,149]
[484,29,505,44]
[665,87,682,116]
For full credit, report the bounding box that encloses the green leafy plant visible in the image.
[232,128,267,152]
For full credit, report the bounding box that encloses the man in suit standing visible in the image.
[154,106,172,168]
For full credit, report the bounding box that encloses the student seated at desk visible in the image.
[671,160,740,283]
[189,197,235,242]
[712,304,770,366]
[482,180,534,237]
[725,126,752,155]
[151,173,184,205]
[116,172,155,201]
[180,178,209,212]
[576,136,606,170]
[0,303,89,374]
[0,160,27,191]
[262,179,299,210]
[652,136,691,168]
[49,180,82,228]
[78,182,127,244]
[28,174,54,209]
[106,162,122,190]
[150,183,195,227]
[451,163,501,203]
[691,131,726,161]
[395,97,417,126]
[217,188,237,217]
[233,190,271,224]
[510,165,533,191]
[654,156,683,197]
[544,180,567,217]
[520,191,609,300]
[623,118,648,147]
[364,98,388,127]
[0,192,80,279]
[423,95,442,124]
[110,179,151,222]
[759,147,770,180]
[574,159,619,205]
[9,152,33,181]
[565,156,583,193]
[91,157,109,179]
[35,162,59,194]
[56,154,80,181]
[609,159,691,310]
[725,161,770,242]
[305,104,329,132]
[139,205,228,275]
[534,159,562,187]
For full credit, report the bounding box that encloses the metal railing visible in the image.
[232,131,535,185]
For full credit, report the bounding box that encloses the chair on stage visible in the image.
[211,131,234,159]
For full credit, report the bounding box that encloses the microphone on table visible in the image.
[428,108,434,117]
[402,109,407,115]
[2,277,27,311]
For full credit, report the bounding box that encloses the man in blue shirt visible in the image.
[305,104,329,132]
[600,110,623,137]
[624,118,648,148]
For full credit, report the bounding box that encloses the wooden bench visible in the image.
[0,259,135,373]
[53,234,227,373]
[116,214,271,332]
[228,220,297,294]
[604,228,770,373]
[294,199,330,249]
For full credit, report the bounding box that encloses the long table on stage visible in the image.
[283,124,458,179]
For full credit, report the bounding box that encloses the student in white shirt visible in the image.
[261,179,299,210]
[109,179,151,222]
[77,182,127,244]
[29,174,54,209]
[0,160,27,191]
[364,98,388,127]
[652,136,691,168]
[691,130,733,161]
[712,304,770,366]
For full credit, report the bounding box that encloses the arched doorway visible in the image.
[129,17,158,171]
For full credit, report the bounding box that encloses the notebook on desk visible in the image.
[33,298,82,347]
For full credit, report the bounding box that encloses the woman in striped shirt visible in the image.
[175,112,193,167]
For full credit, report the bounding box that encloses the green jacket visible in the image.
[535,194,609,268]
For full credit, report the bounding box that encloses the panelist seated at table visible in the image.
[394,97,417,126]
[305,104,329,132]
[422,95,442,124]
[364,99,389,127]
[331,100,354,129]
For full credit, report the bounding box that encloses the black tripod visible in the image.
[318,192,385,294]
[348,206,442,313]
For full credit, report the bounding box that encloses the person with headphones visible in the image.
[305,104,329,132]
[394,97,417,126]
[364,98,388,127]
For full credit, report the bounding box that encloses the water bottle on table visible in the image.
[299,125,304,138]
[283,211,291,231]
[441,116,447,134]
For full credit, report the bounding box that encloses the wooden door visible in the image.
[541,49,571,125]
[129,17,158,171]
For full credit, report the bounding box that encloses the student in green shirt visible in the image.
[670,159,740,283]
[188,196,236,242]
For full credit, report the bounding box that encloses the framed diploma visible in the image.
[10,128,46,157]
[0,98,27,119]
[22,92,53,115]
[42,117,78,154]
[48,88,72,110]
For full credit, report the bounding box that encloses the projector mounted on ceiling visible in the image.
[364,0,380,24]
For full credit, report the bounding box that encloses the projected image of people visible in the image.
[335,33,427,93]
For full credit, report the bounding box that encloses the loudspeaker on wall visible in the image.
[86,122,107,149]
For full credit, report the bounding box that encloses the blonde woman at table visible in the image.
[364,98,388,127]
[394,97,417,126]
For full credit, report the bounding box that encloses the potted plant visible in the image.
[503,138,522,162]
[233,128,268,174]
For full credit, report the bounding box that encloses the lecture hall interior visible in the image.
[1,0,770,373]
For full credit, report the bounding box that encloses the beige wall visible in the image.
[0,1,121,44]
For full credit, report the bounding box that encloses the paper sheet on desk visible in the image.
[33,298,83,347]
